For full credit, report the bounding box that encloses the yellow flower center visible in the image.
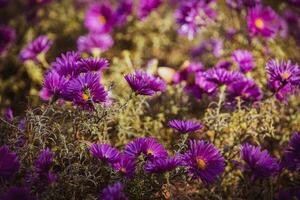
[281,71,290,80]
[98,15,106,25]
[255,18,264,29]
[196,158,206,170]
[147,149,154,156]
[120,167,127,173]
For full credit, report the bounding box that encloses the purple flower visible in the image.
[39,70,68,101]
[282,132,300,171]
[1,186,36,200]
[34,149,54,174]
[124,138,146,158]
[100,182,128,200]
[240,143,279,180]
[204,68,244,86]
[172,61,203,84]
[77,58,109,73]
[4,108,13,123]
[183,140,225,184]
[175,0,216,40]
[52,51,81,79]
[194,72,218,96]
[247,5,280,38]
[90,144,120,164]
[77,33,113,54]
[0,25,15,56]
[124,70,166,96]
[84,3,116,33]
[168,119,203,134]
[20,35,52,62]
[215,60,232,70]
[65,72,108,109]
[227,79,262,103]
[112,154,136,178]
[191,39,223,58]
[144,156,181,173]
[0,146,20,180]
[115,0,133,25]
[138,0,162,20]
[232,50,255,73]
[226,0,260,10]
[28,0,52,6]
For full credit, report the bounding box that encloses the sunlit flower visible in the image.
[142,137,168,160]
[52,51,81,79]
[112,154,136,178]
[183,140,225,184]
[204,68,244,86]
[0,25,15,56]
[138,0,162,20]
[168,119,203,134]
[0,146,20,180]
[144,156,181,173]
[77,57,109,73]
[282,132,300,171]
[90,144,120,164]
[124,138,146,158]
[100,182,128,200]
[77,33,113,54]
[232,50,255,73]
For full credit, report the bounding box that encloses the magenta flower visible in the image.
[191,39,223,58]
[138,0,162,20]
[173,62,204,84]
[65,72,108,110]
[100,182,128,200]
[247,5,280,38]
[124,137,146,158]
[84,3,116,33]
[226,0,260,10]
[77,57,109,73]
[115,0,133,25]
[183,140,225,184]
[124,70,166,96]
[0,146,20,180]
[112,154,136,178]
[168,119,203,134]
[90,144,120,164]
[0,25,15,56]
[240,143,279,180]
[204,68,244,86]
[144,156,181,173]
[282,132,300,172]
[232,50,255,73]
[77,33,113,54]
[20,35,52,62]
[52,51,81,79]
[1,186,36,200]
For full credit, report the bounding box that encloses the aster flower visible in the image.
[100,182,128,200]
[282,132,300,171]
[52,51,81,79]
[39,70,68,101]
[232,50,255,73]
[191,39,223,58]
[0,146,20,180]
[226,0,260,10]
[4,108,13,123]
[227,79,262,103]
[247,5,280,38]
[138,0,162,20]
[168,119,203,134]
[124,70,166,96]
[20,35,52,62]
[215,60,232,70]
[115,0,133,25]
[144,156,181,173]
[173,61,204,84]
[183,140,225,184]
[65,72,108,109]
[240,143,279,180]
[112,154,136,178]
[175,0,216,40]
[204,68,244,86]
[77,58,109,73]
[90,144,120,164]
[77,33,113,54]
[1,186,36,200]
[124,137,146,158]
[0,25,15,56]
[84,3,116,33]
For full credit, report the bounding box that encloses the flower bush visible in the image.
[0,0,300,199]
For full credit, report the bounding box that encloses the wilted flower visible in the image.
[90,144,120,164]
[112,154,136,178]
[232,50,255,73]
[168,119,203,134]
[0,25,15,56]
[77,57,109,73]
[183,140,225,184]
[0,146,20,180]
[1,186,36,200]
[282,132,300,171]
[100,182,128,200]
[52,51,81,79]
[204,68,244,86]
[84,3,116,33]
[4,108,13,123]
[240,143,279,180]
[144,156,181,173]
[138,0,162,20]
[247,5,280,38]
[65,72,108,109]
[77,33,113,54]
[124,70,166,96]
[20,35,52,62]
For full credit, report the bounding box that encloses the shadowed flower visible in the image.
[232,50,255,73]
[191,38,223,58]
[0,25,15,56]
[77,58,109,73]
[1,186,36,200]
[144,156,181,173]
[168,119,203,134]
[183,140,225,184]
[0,146,20,180]
[28,0,52,6]
[39,70,68,101]
[204,68,244,86]
[65,72,108,109]
[138,0,162,20]
[90,144,120,164]
[4,108,13,123]
[100,182,128,200]
[247,5,280,38]
[52,51,81,79]
[215,60,232,70]
[282,132,300,171]
[112,154,136,178]
[226,0,260,10]
[20,35,52,62]
[175,0,216,40]
[124,70,166,96]
[240,143,279,180]
[84,3,116,33]
[115,0,133,25]
[77,33,113,54]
